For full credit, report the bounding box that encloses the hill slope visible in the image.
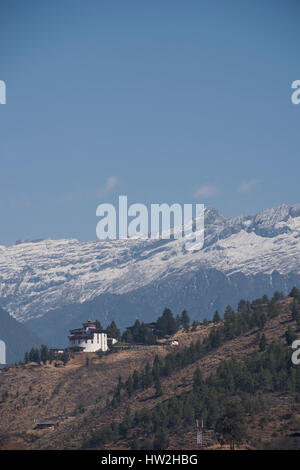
[0,294,299,450]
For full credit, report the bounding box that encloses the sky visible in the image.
[0,0,300,245]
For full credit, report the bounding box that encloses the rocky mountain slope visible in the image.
[1,204,300,346]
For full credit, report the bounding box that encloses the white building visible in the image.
[68,320,108,353]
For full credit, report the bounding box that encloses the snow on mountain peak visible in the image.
[0,203,300,322]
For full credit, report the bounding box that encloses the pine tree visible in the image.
[132,370,139,391]
[40,344,49,365]
[272,291,284,302]
[113,376,123,404]
[153,428,169,450]
[292,299,298,321]
[155,308,178,337]
[143,362,153,389]
[28,348,34,362]
[175,314,181,329]
[60,351,69,366]
[296,312,300,331]
[106,321,121,341]
[152,355,162,381]
[29,348,40,364]
[125,376,133,397]
[237,299,247,313]
[131,435,140,450]
[224,305,234,318]
[285,326,297,346]
[154,376,163,397]
[180,310,190,331]
[215,403,247,450]
[259,334,267,352]
[213,310,221,323]
[95,320,103,330]
[193,366,203,391]
[290,287,300,300]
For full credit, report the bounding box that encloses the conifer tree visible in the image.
[285,326,297,346]
[215,403,247,450]
[181,310,190,331]
[213,310,221,323]
[259,333,267,352]
[155,308,178,337]
[154,376,163,397]
[40,344,49,365]
[106,320,121,341]
[290,287,300,300]
[193,366,203,391]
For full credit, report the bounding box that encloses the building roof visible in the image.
[69,329,107,339]
[68,345,85,351]
[144,322,157,328]
[36,422,55,428]
[69,333,93,340]
[69,328,83,334]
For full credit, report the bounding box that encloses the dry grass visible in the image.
[0,299,299,450]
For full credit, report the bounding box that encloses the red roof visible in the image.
[69,334,92,340]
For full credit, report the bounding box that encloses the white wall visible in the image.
[0,340,6,365]
[69,333,108,352]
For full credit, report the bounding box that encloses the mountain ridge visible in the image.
[1,203,300,346]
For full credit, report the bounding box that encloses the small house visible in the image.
[35,422,55,430]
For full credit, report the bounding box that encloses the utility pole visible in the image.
[196,418,204,450]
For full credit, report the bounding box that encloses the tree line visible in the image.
[83,338,300,450]
[23,287,300,370]
[108,289,296,407]
[82,287,300,449]
[24,345,70,365]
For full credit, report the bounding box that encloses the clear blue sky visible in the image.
[0,0,299,245]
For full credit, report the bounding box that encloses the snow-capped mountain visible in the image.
[1,204,300,345]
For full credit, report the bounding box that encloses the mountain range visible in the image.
[1,203,300,347]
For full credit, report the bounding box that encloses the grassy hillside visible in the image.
[0,293,300,450]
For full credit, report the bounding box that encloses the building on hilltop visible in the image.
[50,348,65,356]
[68,320,114,353]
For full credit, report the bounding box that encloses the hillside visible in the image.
[0,293,300,450]
[0,204,300,346]
[0,307,42,365]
